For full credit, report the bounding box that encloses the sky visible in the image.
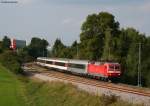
[0,0,150,45]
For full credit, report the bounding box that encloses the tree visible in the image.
[0,41,3,53]
[17,47,34,63]
[28,37,49,58]
[51,38,74,58]
[2,36,11,49]
[70,40,79,59]
[119,28,147,85]
[102,28,112,60]
[0,50,23,74]
[48,11,150,87]
[79,12,119,60]
[140,36,150,86]
[52,38,66,57]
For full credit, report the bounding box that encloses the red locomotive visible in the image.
[37,57,121,81]
[88,62,121,80]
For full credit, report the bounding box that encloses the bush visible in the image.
[0,50,23,74]
[17,48,35,63]
[100,94,118,106]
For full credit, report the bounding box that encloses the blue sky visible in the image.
[0,0,150,45]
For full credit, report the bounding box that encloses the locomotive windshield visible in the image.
[109,65,120,71]
[109,66,114,69]
[115,66,120,70]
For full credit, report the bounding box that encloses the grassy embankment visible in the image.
[0,64,26,106]
[0,64,140,106]
[23,80,135,106]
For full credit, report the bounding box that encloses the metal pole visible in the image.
[43,49,44,57]
[77,44,78,58]
[138,43,142,87]
[108,47,110,60]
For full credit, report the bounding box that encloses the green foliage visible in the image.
[0,65,26,106]
[0,48,3,54]
[0,41,3,53]
[21,80,135,106]
[51,11,150,87]
[79,12,120,60]
[0,64,141,106]
[100,94,118,106]
[52,38,65,57]
[0,51,23,74]
[2,36,11,50]
[118,28,147,85]
[51,38,72,58]
[0,37,49,74]
[70,40,78,58]
[141,37,150,87]
[17,47,34,63]
[28,37,49,58]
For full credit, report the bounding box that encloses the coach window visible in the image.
[37,59,40,62]
[37,60,45,63]
[55,62,65,66]
[69,63,85,69]
[46,61,52,64]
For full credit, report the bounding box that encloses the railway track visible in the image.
[24,63,150,97]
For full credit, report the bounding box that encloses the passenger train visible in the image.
[36,57,121,81]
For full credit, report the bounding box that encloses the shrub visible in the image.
[0,50,23,74]
[100,94,118,106]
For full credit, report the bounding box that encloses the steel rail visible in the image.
[41,71,150,97]
[24,65,150,97]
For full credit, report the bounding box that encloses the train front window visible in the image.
[115,66,120,70]
[109,66,114,70]
[109,65,120,71]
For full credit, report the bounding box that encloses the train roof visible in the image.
[37,57,68,63]
[37,57,119,65]
[37,57,89,64]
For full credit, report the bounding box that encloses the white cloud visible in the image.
[0,0,149,46]
[17,0,35,5]
[119,1,150,13]
[140,1,150,12]
[62,18,73,24]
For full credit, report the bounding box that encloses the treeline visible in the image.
[50,12,150,87]
[0,11,150,87]
[0,36,49,74]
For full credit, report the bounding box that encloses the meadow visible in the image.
[0,64,140,106]
[0,64,26,106]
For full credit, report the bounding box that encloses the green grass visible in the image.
[0,64,26,106]
[22,79,138,106]
[0,64,141,106]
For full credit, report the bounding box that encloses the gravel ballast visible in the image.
[27,72,150,106]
